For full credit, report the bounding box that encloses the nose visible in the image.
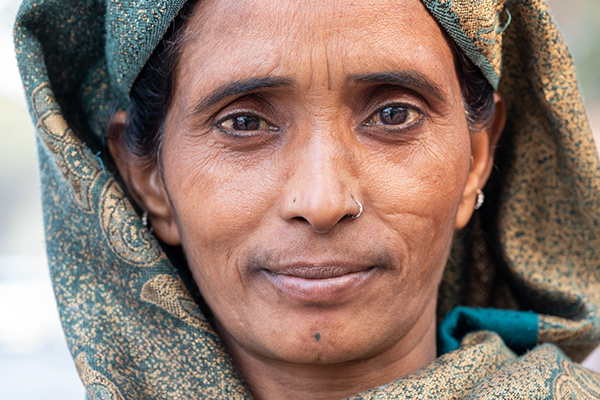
[281,134,360,233]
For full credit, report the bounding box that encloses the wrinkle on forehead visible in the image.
[175,0,460,107]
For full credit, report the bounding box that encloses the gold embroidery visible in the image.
[98,180,164,267]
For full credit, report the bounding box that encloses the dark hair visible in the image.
[116,1,197,165]
[450,40,497,133]
[119,12,496,165]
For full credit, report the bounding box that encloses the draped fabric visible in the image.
[14,0,600,397]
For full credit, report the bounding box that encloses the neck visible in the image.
[217,300,438,400]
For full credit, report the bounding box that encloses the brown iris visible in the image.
[232,116,261,131]
[380,106,408,125]
[217,114,279,136]
[364,105,420,128]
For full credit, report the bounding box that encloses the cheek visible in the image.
[160,134,284,307]
[365,128,471,256]
[166,143,273,241]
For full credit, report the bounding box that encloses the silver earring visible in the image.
[142,211,154,233]
[474,189,485,210]
[352,199,363,219]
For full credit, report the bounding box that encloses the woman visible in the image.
[14,0,600,398]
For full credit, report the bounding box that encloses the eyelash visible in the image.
[213,111,280,138]
[213,103,424,139]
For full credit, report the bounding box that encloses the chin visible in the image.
[215,277,439,369]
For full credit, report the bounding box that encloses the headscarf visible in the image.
[14,0,600,397]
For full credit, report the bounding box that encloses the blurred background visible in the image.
[0,0,599,398]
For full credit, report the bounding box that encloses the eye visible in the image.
[363,105,421,128]
[216,114,279,136]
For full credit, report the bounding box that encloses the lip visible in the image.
[261,264,379,303]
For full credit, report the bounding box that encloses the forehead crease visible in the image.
[186,0,434,43]
[178,0,458,95]
[186,0,442,49]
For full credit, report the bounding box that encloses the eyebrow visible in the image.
[347,70,448,104]
[189,76,294,117]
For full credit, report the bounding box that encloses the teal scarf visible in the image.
[14,0,600,397]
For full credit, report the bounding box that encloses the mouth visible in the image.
[260,264,380,303]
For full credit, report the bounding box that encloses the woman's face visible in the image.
[131,0,493,370]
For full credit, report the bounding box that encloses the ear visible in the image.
[455,93,506,229]
[107,111,181,246]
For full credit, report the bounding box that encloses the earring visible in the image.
[474,189,485,210]
[142,211,154,233]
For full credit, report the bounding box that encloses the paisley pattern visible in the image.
[140,274,209,328]
[99,181,164,267]
[13,0,600,398]
[75,353,126,400]
[553,359,600,398]
[31,83,103,212]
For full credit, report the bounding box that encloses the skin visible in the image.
[109,0,505,398]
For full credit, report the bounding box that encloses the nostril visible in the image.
[282,193,359,234]
[291,214,336,234]
[292,216,308,223]
[292,213,354,234]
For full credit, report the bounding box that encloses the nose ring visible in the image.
[351,199,363,219]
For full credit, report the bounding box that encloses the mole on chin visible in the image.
[314,333,321,342]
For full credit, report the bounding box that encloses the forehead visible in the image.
[177,0,458,96]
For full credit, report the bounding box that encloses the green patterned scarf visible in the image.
[14,0,600,397]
